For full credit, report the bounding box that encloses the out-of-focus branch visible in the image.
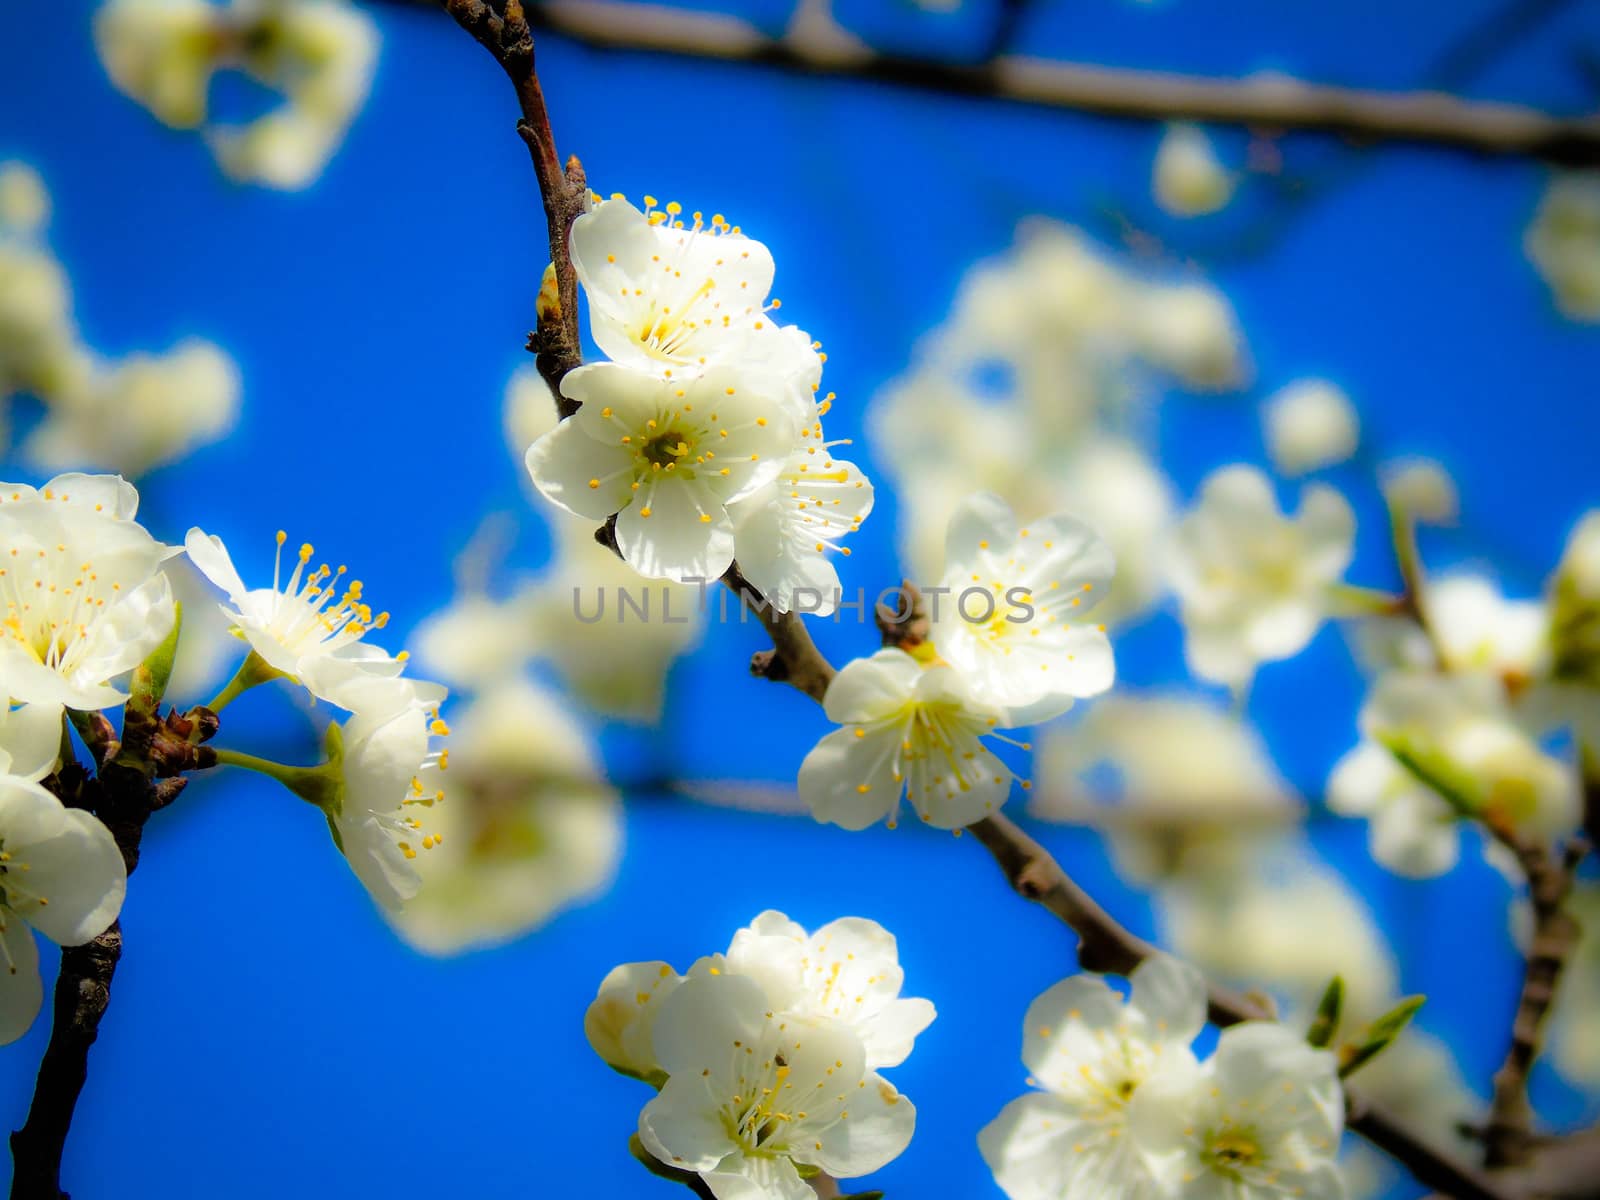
[507,0,1600,166]
[441,0,587,416]
[1480,825,1590,1169]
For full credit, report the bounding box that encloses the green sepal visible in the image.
[1339,995,1425,1078]
[1306,976,1344,1049]
[128,600,183,723]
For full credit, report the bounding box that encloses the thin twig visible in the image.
[508,0,1600,166]
[441,0,588,416]
[1480,827,1590,1169]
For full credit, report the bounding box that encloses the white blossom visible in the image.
[185,526,431,708]
[1525,172,1600,322]
[638,972,915,1198]
[381,681,621,956]
[0,163,50,236]
[0,762,126,1045]
[94,0,218,129]
[585,959,685,1083]
[1328,742,1459,878]
[797,648,1021,831]
[979,956,1206,1200]
[322,677,451,911]
[1263,380,1359,476]
[1358,670,1579,843]
[930,492,1115,720]
[718,910,935,1069]
[1133,283,1247,391]
[1169,465,1355,687]
[1425,574,1550,682]
[526,362,796,581]
[1379,457,1458,526]
[1153,124,1235,217]
[569,195,821,419]
[1129,1022,1345,1200]
[0,473,177,712]
[25,340,239,477]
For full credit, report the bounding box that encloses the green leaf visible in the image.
[1339,995,1425,1078]
[1306,976,1344,1049]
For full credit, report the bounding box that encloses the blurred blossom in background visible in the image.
[3,0,1600,1197]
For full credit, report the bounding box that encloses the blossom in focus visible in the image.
[719,910,935,1069]
[568,195,821,419]
[0,756,127,1045]
[930,492,1115,720]
[1525,171,1600,322]
[320,678,451,911]
[380,681,620,956]
[1169,465,1356,687]
[1129,1022,1345,1200]
[185,527,434,708]
[797,648,1021,831]
[638,973,916,1199]
[1263,379,1360,476]
[1152,123,1236,217]
[1033,693,1299,884]
[526,362,795,581]
[0,474,177,713]
[978,955,1206,1200]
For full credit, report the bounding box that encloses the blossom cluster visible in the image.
[981,956,1346,1200]
[524,195,872,614]
[94,0,377,189]
[794,491,1116,831]
[587,911,930,1198]
[0,163,239,475]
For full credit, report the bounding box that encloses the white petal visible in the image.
[614,478,735,582]
[811,1071,916,1177]
[639,1074,732,1174]
[524,419,636,521]
[8,802,126,946]
[798,726,902,831]
[0,703,64,782]
[943,491,1018,577]
[182,527,248,600]
[978,1092,1102,1200]
[334,813,420,911]
[651,972,768,1081]
[822,650,919,724]
[0,915,43,1046]
[1129,953,1207,1045]
[1021,973,1125,1084]
[703,1154,813,1200]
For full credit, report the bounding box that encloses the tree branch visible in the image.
[512,0,1600,166]
[441,0,588,416]
[1480,826,1589,1169]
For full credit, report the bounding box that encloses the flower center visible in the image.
[266,531,389,654]
[643,429,695,469]
[0,540,123,677]
[1204,1127,1264,1174]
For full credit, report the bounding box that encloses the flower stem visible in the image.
[207,650,286,714]
[211,747,339,811]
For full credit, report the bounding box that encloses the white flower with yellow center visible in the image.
[1425,574,1550,683]
[1356,669,1579,844]
[321,679,451,911]
[0,473,177,712]
[1129,1022,1345,1200]
[0,757,127,1045]
[527,362,796,581]
[725,428,874,615]
[185,526,431,707]
[797,648,1024,831]
[570,195,820,416]
[380,681,620,956]
[1169,465,1355,687]
[720,911,935,1070]
[638,972,916,1200]
[931,492,1115,721]
[978,955,1206,1200]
